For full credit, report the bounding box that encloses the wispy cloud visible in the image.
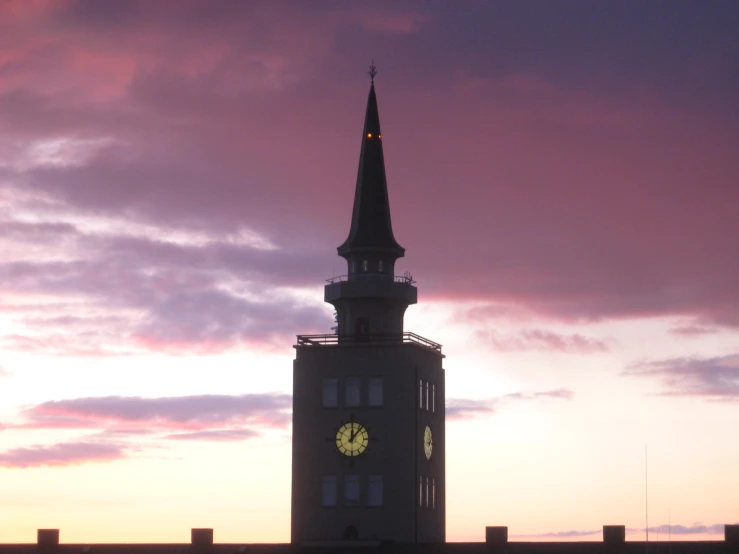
[476,329,609,353]
[513,529,600,539]
[447,388,574,421]
[623,354,739,400]
[0,440,126,468]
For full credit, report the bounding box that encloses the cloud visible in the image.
[669,325,720,337]
[476,328,609,353]
[641,523,727,535]
[162,429,259,441]
[0,365,10,378]
[14,394,292,433]
[513,529,600,539]
[515,523,731,539]
[447,389,574,421]
[623,354,739,400]
[0,440,125,468]
[0,0,738,362]
[445,398,496,421]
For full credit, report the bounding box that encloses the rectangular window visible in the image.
[425,381,429,411]
[419,379,423,409]
[344,474,360,506]
[378,260,384,273]
[345,378,360,407]
[322,475,337,507]
[425,477,429,507]
[432,383,436,413]
[419,476,423,506]
[367,475,383,506]
[362,259,368,272]
[368,378,383,407]
[322,378,338,407]
[432,478,436,509]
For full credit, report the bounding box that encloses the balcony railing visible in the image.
[296,332,442,354]
[325,273,416,285]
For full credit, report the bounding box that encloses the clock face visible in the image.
[424,425,433,460]
[336,422,369,457]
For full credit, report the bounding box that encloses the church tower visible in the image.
[291,67,445,544]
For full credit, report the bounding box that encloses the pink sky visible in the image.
[0,0,738,543]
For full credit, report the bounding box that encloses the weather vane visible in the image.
[368,60,377,83]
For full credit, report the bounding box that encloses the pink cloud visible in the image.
[17,394,292,432]
[14,394,292,434]
[162,429,260,442]
[0,440,125,468]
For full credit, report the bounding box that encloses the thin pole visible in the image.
[645,445,649,554]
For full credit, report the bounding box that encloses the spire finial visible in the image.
[368,60,377,83]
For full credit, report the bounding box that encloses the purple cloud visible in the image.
[623,354,739,400]
[0,441,125,468]
[513,529,600,539]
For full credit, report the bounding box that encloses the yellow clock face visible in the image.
[424,425,433,460]
[336,422,369,457]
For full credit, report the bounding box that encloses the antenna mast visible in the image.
[645,445,649,554]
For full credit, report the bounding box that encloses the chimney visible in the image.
[726,524,739,543]
[603,525,625,546]
[485,526,508,546]
[37,530,59,548]
[191,529,214,547]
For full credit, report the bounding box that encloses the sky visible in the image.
[1,0,738,544]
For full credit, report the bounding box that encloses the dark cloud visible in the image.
[623,354,739,400]
[446,389,574,421]
[0,440,125,468]
[476,328,609,353]
[0,0,738,350]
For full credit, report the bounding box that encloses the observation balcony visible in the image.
[295,332,442,355]
[324,273,417,304]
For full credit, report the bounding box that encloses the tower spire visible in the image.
[337,69,404,262]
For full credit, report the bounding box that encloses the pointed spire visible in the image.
[337,68,404,260]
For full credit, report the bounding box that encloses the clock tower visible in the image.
[291,67,445,544]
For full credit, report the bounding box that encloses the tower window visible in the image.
[425,381,429,411]
[419,476,423,506]
[351,261,356,273]
[378,260,384,273]
[432,383,436,413]
[345,378,360,407]
[432,478,436,509]
[362,259,368,272]
[419,380,423,409]
[367,475,383,507]
[322,475,337,507]
[322,378,338,408]
[344,474,360,506]
[425,476,429,508]
[368,378,383,407]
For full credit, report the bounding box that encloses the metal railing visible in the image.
[325,273,416,285]
[296,332,442,353]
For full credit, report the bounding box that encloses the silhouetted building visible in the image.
[291,76,445,544]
